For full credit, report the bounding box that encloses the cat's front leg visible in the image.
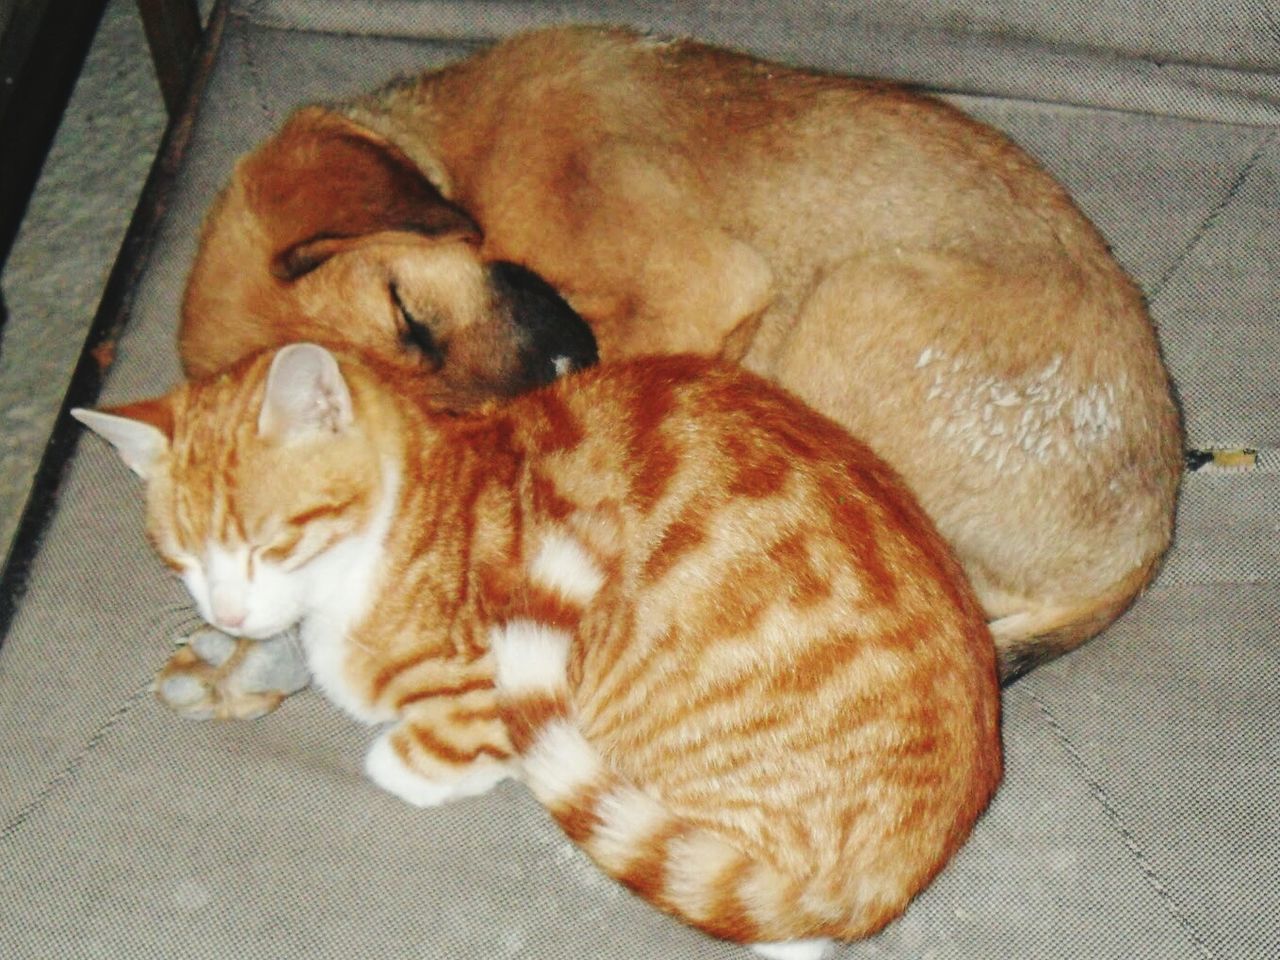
[155,627,310,720]
[364,695,517,808]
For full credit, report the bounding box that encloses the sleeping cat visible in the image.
[74,344,1002,957]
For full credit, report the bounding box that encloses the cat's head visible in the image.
[179,109,598,403]
[74,344,395,640]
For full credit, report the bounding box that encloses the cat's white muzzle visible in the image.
[183,545,306,640]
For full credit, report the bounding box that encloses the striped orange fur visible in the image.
[78,346,1002,955]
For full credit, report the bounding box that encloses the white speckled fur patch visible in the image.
[917,347,1122,471]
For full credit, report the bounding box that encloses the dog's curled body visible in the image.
[182,26,1182,678]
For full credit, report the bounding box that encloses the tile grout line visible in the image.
[1029,690,1217,960]
[1148,130,1277,304]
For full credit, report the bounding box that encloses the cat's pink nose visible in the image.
[210,592,247,631]
[214,608,246,631]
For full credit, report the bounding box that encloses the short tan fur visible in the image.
[181,26,1182,679]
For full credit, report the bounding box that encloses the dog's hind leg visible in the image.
[761,253,1176,681]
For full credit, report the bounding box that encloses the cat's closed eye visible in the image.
[258,531,304,567]
[259,520,353,572]
[159,554,190,575]
[149,533,194,576]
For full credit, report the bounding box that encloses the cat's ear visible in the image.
[71,399,173,479]
[259,343,354,440]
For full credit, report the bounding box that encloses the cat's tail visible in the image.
[490,619,850,958]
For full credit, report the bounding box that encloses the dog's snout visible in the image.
[489,261,598,386]
[537,318,598,381]
[532,323,598,384]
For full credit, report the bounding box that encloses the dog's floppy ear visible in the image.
[242,108,481,281]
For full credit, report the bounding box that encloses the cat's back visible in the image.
[533,355,992,642]
[537,354,992,629]
[506,355,1001,935]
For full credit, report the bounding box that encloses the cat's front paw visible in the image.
[155,627,310,720]
[365,729,515,807]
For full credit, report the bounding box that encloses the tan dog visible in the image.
[181,25,1182,681]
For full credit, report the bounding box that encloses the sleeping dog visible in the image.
[180,25,1181,681]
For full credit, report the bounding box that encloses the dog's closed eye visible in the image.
[390,283,446,371]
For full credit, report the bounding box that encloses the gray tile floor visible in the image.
[0,0,167,560]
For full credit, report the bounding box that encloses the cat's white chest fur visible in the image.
[298,461,401,724]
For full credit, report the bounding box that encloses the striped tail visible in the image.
[489,618,837,960]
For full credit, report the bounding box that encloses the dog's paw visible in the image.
[155,628,310,720]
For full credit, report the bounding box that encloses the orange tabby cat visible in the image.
[75,345,1001,957]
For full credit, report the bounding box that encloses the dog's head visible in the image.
[180,109,597,405]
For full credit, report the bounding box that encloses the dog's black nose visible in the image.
[489,261,599,388]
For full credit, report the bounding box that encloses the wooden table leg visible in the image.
[0,0,112,319]
[137,0,202,116]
